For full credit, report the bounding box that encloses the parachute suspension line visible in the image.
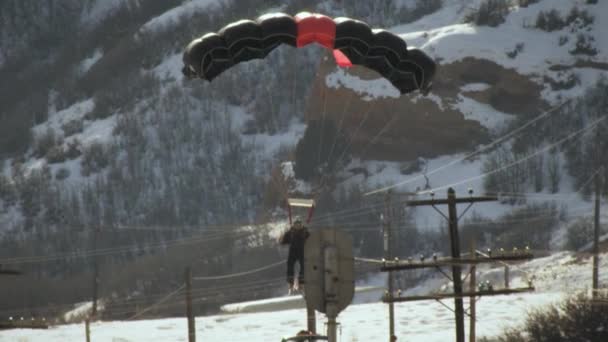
[316,81,329,168]
[292,49,298,120]
[309,93,368,213]
[265,75,279,133]
[268,169,291,216]
[308,92,382,224]
[268,158,292,223]
[332,101,375,173]
[306,204,315,224]
[312,103,395,226]
[326,91,355,167]
[315,90,356,201]
[359,111,401,159]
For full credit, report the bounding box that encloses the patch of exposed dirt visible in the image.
[306,83,487,160]
[434,57,548,115]
[302,56,552,162]
[306,57,548,161]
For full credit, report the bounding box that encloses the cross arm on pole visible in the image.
[433,299,475,319]
[436,266,453,282]
[382,287,535,303]
[458,203,475,221]
[432,204,449,221]
[0,269,21,275]
[406,196,498,207]
[379,253,534,271]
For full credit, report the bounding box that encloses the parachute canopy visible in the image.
[182,12,436,95]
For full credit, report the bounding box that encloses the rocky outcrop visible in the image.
[435,57,546,116]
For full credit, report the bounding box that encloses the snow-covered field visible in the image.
[0,291,563,342]
[2,251,604,342]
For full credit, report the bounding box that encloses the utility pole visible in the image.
[378,189,534,342]
[469,240,476,342]
[403,188,497,342]
[381,254,535,340]
[185,267,195,342]
[306,302,316,334]
[384,191,396,342]
[592,168,603,298]
[92,227,99,318]
[446,189,465,342]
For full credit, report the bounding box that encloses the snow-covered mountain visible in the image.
[1,0,607,321]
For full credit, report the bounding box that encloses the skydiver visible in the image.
[280,216,310,292]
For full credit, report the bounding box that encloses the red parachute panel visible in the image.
[333,49,352,67]
[295,13,336,49]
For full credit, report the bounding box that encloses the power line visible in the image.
[128,284,185,320]
[310,198,385,224]
[364,99,571,196]
[192,260,286,281]
[0,230,255,265]
[418,116,606,195]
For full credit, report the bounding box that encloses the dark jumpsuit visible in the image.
[280,226,310,285]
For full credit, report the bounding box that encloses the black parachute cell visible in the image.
[384,49,436,94]
[183,33,232,81]
[257,13,297,55]
[364,29,408,80]
[219,20,265,64]
[388,61,422,94]
[406,49,436,93]
[333,18,373,65]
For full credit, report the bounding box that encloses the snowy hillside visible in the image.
[325,0,608,230]
[2,0,607,229]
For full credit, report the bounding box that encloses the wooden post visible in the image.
[185,267,195,342]
[92,228,99,318]
[384,191,396,342]
[447,188,465,342]
[85,319,91,342]
[469,240,476,342]
[327,319,338,342]
[307,303,316,334]
[593,168,602,298]
[504,266,510,289]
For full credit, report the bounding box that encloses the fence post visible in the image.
[185,267,196,342]
[85,319,91,342]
